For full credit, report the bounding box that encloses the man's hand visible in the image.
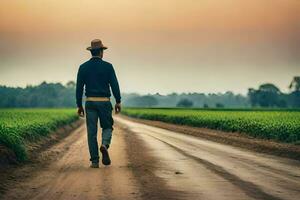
[77,107,85,117]
[115,103,121,114]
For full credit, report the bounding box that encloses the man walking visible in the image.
[76,39,121,168]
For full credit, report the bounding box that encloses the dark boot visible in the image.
[90,162,99,168]
[100,145,111,166]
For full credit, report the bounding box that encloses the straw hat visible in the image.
[86,39,107,50]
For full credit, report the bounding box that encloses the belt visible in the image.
[86,97,110,102]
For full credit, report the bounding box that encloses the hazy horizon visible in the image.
[0,79,296,96]
[1,0,299,95]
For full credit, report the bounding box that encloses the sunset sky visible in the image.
[0,0,299,94]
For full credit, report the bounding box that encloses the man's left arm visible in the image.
[109,65,121,113]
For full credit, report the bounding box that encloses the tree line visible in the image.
[122,92,249,108]
[0,76,299,108]
[0,81,76,108]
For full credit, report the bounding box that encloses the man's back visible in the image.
[76,57,121,108]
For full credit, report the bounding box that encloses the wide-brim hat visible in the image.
[86,39,107,51]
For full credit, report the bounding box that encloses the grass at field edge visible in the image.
[0,109,79,162]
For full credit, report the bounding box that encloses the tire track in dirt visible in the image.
[151,135,283,200]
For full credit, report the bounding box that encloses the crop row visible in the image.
[0,109,78,161]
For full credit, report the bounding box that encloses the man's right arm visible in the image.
[76,66,85,116]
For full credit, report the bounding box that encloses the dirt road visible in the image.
[2,116,300,200]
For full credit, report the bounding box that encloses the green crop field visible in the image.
[0,109,78,161]
[122,108,300,144]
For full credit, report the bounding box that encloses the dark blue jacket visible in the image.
[76,57,121,107]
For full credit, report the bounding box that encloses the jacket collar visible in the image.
[91,56,102,60]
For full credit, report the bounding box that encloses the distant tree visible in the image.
[66,81,76,88]
[215,103,224,108]
[286,77,300,107]
[287,76,300,108]
[248,83,281,107]
[288,91,300,108]
[176,99,193,108]
[259,83,281,93]
[248,88,259,107]
[258,83,281,107]
[289,76,300,92]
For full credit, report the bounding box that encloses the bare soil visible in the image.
[1,116,299,200]
[120,115,300,160]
